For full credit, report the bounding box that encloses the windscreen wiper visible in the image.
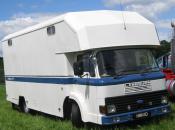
[139,66,159,74]
[113,69,138,79]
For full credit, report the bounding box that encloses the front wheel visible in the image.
[71,103,83,128]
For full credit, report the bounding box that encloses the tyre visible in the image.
[71,103,83,128]
[19,98,30,113]
[12,103,18,110]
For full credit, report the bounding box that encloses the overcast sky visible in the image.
[0,0,175,56]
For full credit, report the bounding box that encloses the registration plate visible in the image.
[134,112,150,119]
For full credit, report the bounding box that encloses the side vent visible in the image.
[47,26,55,36]
[8,39,12,46]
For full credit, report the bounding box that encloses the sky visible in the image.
[0,0,175,56]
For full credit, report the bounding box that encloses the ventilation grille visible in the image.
[105,90,168,115]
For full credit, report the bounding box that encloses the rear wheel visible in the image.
[71,103,83,128]
[19,98,30,113]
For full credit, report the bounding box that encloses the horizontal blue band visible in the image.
[102,104,170,125]
[5,71,165,86]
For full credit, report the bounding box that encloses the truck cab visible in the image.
[74,48,169,125]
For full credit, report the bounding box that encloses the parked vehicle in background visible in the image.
[157,22,175,97]
[1,10,170,127]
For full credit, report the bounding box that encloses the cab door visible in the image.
[73,53,98,120]
[77,53,96,84]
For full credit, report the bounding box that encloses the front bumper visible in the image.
[102,104,170,125]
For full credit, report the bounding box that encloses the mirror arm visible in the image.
[80,73,89,78]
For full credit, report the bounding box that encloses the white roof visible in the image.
[2,10,159,52]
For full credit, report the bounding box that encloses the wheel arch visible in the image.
[63,94,87,122]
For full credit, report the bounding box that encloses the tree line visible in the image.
[0,58,4,84]
[154,40,171,58]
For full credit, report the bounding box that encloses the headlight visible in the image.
[107,104,116,114]
[161,96,168,104]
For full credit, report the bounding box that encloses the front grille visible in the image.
[105,90,168,115]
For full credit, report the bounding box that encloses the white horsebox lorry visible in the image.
[1,10,170,127]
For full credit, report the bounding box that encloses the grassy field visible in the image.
[0,85,175,130]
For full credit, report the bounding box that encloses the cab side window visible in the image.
[77,53,95,77]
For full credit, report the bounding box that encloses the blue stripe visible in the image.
[101,104,170,125]
[5,71,165,86]
[6,77,74,84]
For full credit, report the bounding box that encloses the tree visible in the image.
[154,40,170,58]
[0,58,4,84]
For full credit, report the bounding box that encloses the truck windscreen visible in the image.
[96,49,159,77]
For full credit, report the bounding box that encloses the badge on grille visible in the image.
[125,80,152,94]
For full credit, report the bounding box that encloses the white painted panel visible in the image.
[97,79,166,99]
[54,22,80,53]
[2,25,75,76]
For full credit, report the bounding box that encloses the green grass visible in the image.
[0,85,175,130]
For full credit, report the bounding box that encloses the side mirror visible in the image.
[73,62,84,76]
